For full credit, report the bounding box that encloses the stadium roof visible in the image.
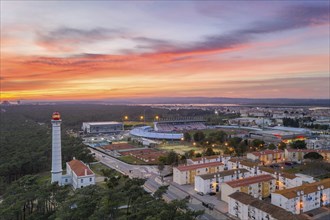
[130,126,183,140]
[83,122,123,125]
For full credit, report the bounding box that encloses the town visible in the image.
[45,103,330,220]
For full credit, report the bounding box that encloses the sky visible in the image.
[1,1,329,101]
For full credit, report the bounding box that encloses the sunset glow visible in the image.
[1,1,329,101]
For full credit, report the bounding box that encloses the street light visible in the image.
[155,115,159,120]
[124,115,128,120]
[140,115,144,121]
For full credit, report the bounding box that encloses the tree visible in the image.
[166,151,179,166]
[304,152,323,160]
[278,142,287,150]
[251,139,265,150]
[290,140,307,149]
[193,131,205,142]
[208,131,227,143]
[205,147,215,156]
[183,132,191,141]
[268,143,276,150]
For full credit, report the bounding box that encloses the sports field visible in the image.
[158,144,221,155]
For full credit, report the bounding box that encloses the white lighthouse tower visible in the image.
[51,112,63,184]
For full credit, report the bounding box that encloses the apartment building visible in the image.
[257,167,306,190]
[194,168,251,194]
[186,155,231,166]
[173,161,224,185]
[221,174,276,203]
[228,192,308,220]
[271,178,330,214]
[247,150,285,165]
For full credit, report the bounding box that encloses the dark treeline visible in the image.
[0,106,94,194]
[1,105,213,130]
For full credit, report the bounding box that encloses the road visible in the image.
[89,147,232,220]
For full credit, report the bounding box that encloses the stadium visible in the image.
[130,117,207,140]
[154,117,206,132]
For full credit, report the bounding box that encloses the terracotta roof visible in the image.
[228,158,258,168]
[228,191,256,205]
[198,168,249,180]
[251,150,284,157]
[286,149,330,153]
[240,160,258,168]
[273,178,330,199]
[258,167,297,179]
[68,160,94,177]
[229,192,308,220]
[175,161,223,172]
[190,155,222,161]
[225,175,275,188]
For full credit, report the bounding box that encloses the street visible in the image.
[89,147,232,220]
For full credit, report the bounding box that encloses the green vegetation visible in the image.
[283,161,330,177]
[0,171,203,220]
[290,140,307,149]
[158,144,203,155]
[0,106,94,194]
[119,156,148,165]
[0,105,205,219]
[303,152,323,160]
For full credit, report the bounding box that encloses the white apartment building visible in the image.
[271,178,330,214]
[228,192,308,220]
[257,167,305,190]
[186,155,231,166]
[194,168,251,194]
[221,174,276,203]
[247,150,285,165]
[173,161,224,185]
[228,158,259,174]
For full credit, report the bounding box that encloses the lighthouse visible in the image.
[51,112,63,184]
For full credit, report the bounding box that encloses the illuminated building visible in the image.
[271,178,330,214]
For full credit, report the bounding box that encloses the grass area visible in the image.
[283,161,330,177]
[119,155,148,165]
[90,162,113,176]
[124,121,153,126]
[158,144,202,155]
[158,143,222,155]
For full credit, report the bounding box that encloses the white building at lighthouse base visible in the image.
[60,158,95,189]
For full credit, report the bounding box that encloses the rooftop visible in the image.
[225,174,275,188]
[250,150,284,156]
[190,155,223,162]
[197,168,249,180]
[67,159,94,177]
[258,167,297,179]
[229,192,308,220]
[176,161,224,172]
[84,122,123,125]
[273,178,330,199]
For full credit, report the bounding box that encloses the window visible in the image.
[81,179,83,183]
[65,179,68,183]
[90,178,92,182]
